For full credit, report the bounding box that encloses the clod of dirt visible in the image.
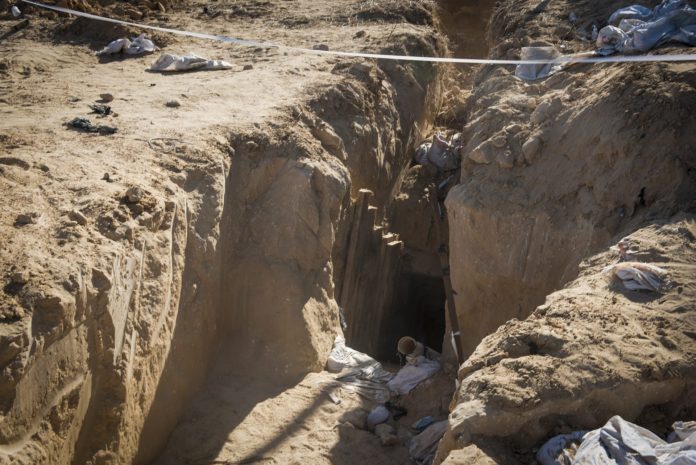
[99,93,114,103]
[14,211,39,226]
[68,209,88,225]
[165,100,180,108]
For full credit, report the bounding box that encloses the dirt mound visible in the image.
[436,214,696,463]
[446,0,696,359]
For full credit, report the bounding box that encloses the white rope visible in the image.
[21,0,696,65]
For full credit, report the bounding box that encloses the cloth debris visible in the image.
[326,336,393,383]
[11,5,21,17]
[413,416,435,433]
[96,34,156,56]
[149,53,233,72]
[66,117,117,135]
[413,133,461,171]
[539,415,696,465]
[388,355,440,396]
[409,420,448,464]
[598,0,696,55]
[604,261,667,292]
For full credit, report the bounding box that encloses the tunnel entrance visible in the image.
[338,167,452,364]
[388,273,446,355]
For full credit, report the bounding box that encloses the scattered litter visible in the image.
[375,424,399,447]
[610,238,634,262]
[366,405,389,429]
[604,261,667,292]
[598,0,696,55]
[413,416,435,433]
[388,355,440,396]
[89,103,112,116]
[413,133,461,171]
[165,100,181,108]
[96,34,156,56]
[66,117,117,135]
[538,416,696,465]
[327,391,342,405]
[99,93,114,103]
[670,421,696,442]
[11,5,21,17]
[537,431,587,465]
[149,53,233,72]
[409,420,448,464]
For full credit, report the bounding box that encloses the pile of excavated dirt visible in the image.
[438,0,696,462]
[437,215,696,464]
[447,0,696,358]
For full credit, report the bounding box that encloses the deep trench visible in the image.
[141,2,496,463]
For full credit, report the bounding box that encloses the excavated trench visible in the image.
[138,3,501,464]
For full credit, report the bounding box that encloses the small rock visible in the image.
[11,271,28,285]
[166,100,180,108]
[15,212,39,226]
[490,134,507,148]
[68,96,81,103]
[313,44,329,51]
[102,173,112,182]
[243,64,253,71]
[99,93,114,103]
[375,424,399,447]
[522,136,541,164]
[69,209,88,226]
[354,30,366,38]
[125,186,145,203]
[344,410,368,430]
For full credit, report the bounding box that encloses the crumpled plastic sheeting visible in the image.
[409,420,448,464]
[387,355,440,396]
[326,336,393,383]
[515,46,568,80]
[576,416,696,465]
[413,133,461,171]
[603,261,667,292]
[149,53,233,72]
[598,0,696,55]
[96,34,156,56]
[537,416,696,465]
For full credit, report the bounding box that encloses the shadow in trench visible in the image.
[150,350,304,465]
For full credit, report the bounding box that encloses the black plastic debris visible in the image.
[66,118,117,135]
[89,103,112,116]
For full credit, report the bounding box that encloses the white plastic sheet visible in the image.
[604,262,667,292]
[387,356,440,396]
[149,53,233,72]
[537,416,696,465]
[326,336,393,383]
[96,34,155,56]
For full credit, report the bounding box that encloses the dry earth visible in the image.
[1,0,695,464]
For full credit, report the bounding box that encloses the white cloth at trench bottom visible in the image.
[325,336,393,383]
[96,34,156,56]
[387,355,440,396]
[149,53,233,72]
[537,415,696,465]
